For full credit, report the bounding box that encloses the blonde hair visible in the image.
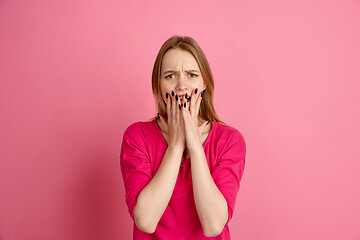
[151,35,225,125]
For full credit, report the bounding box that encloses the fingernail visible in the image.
[185,93,188,99]
[157,113,159,118]
[195,88,198,94]
[184,102,186,108]
[176,95,178,101]
[166,93,169,99]
[163,100,167,107]
[187,97,191,102]
[172,90,175,97]
[206,121,210,125]
[201,89,206,97]
[179,104,181,110]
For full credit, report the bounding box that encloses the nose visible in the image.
[175,72,188,90]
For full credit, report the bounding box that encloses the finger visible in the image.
[196,88,206,114]
[163,92,167,108]
[190,88,201,118]
[182,97,187,112]
[180,98,186,129]
[182,97,190,122]
[162,92,171,128]
[194,88,206,118]
[171,90,176,124]
[175,94,181,124]
[180,98,185,128]
[164,92,170,114]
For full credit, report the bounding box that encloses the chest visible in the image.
[161,132,208,161]
[182,149,190,161]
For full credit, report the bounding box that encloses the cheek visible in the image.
[160,84,169,98]
[160,81,172,95]
[193,78,205,88]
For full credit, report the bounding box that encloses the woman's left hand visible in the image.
[181,88,208,152]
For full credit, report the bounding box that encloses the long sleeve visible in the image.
[120,122,153,222]
[210,130,246,226]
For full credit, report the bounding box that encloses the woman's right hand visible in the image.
[158,90,186,152]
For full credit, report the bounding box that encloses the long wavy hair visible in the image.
[150,35,225,125]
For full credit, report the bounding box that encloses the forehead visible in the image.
[161,48,199,72]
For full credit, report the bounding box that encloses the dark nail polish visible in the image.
[184,102,186,108]
[172,90,174,97]
[163,100,167,107]
[195,88,198,94]
[185,93,188,99]
[157,113,159,118]
[176,95,178,101]
[179,104,181,110]
[166,93,169,99]
[187,97,191,102]
[206,121,210,125]
[201,89,206,97]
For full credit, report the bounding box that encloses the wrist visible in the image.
[167,145,185,154]
[187,143,203,155]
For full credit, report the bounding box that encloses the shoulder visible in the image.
[123,118,156,139]
[213,122,246,145]
[212,122,246,159]
[123,121,142,138]
[121,119,157,155]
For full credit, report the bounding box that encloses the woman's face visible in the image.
[160,48,205,102]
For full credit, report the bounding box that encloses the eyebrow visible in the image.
[162,69,199,75]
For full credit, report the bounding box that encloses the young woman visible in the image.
[120,35,246,239]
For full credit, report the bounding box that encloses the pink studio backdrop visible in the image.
[1,0,359,239]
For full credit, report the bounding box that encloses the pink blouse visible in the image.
[120,118,246,239]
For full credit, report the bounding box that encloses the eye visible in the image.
[189,73,198,78]
[165,74,175,79]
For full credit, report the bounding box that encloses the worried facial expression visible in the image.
[160,48,206,102]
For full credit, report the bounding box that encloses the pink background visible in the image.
[1,0,360,239]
